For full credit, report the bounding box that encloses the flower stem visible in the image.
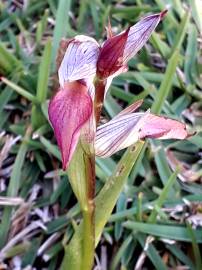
[82,153,95,270]
[82,204,94,270]
[94,77,106,125]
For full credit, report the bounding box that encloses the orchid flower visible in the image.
[96,10,168,79]
[48,11,188,171]
[49,36,99,169]
[95,100,187,158]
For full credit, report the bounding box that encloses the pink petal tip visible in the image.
[139,114,188,140]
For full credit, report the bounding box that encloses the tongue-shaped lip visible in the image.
[48,81,93,170]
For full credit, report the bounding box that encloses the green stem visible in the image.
[79,76,106,268]
[82,154,95,270]
[82,206,94,270]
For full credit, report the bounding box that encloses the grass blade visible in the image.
[124,221,202,243]
[32,39,52,129]
[187,222,202,270]
[1,77,39,104]
[36,39,52,103]
[148,169,178,223]
[0,42,21,75]
[136,234,167,270]
[169,10,190,57]
[151,50,179,114]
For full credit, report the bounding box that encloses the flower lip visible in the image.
[48,81,93,170]
[95,111,150,158]
[96,11,167,80]
[113,99,143,119]
[96,27,130,79]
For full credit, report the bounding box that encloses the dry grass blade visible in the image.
[0,196,24,206]
[0,221,46,260]
[0,134,21,169]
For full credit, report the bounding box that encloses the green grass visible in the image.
[0,0,201,269]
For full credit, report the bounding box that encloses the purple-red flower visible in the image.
[48,36,99,169]
[48,11,188,170]
[95,100,187,158]
[97,10,167,79]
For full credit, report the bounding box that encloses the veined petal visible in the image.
[95,111,150,158]
[95,108,188,158]
[58,35,100,87]
[123,10,167,63]
[56,38,73,71]
[48,81,93,170]
[139,114,188,140]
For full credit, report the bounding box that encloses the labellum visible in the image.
[48,81,92,170]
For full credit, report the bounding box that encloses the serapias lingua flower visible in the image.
[95,100,187,158]
[96,10,168,79]
[48,10,188,170]
[48,36,99,169]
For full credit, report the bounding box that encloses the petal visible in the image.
[80,87,96,145]
[96,11,166,81]
[58,35,100,87]
[114,99,143,119]
[95,111,150,158]
[48,81,93,170]
[95,109,188,158]
[80,111,96,154]
[56,38,73,71]
[139,114,188,140]
[86,79,96,100]
[123,11,166,63]
[96,28,130,78]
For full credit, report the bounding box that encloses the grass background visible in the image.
[0,0,202,269]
